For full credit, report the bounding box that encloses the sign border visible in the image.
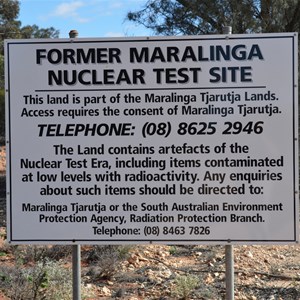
[5,33,299,244]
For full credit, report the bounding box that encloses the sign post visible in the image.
[223,26,235,300]
[68,29,81,300]
[5,33,298,245]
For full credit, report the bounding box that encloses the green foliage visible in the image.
[0,244,133,299]
[0,260,69,299]
[0,0,19,24]
[0,245,94,300]
[20,25,59,39]
[0,56,4,89]
[40,260,76,300]
[0,0,20,42]
[0,0,58,137]
[173,274,199,299]
[85,245,132,280]
[0,0,59,55]
[0,0,59,93]
[127,0,300,35]
[17,244,72,263]
[0,89,5,144]
[169,245,178,255]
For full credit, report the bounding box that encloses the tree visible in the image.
[0,0,59,141]
[127,0,300,35]
[128,0,300,183]
[0,0,20,38]
[0,0,59,52]
[20,25,59,39]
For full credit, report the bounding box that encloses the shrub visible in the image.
[85,245,132,280]
[0,89,5,145]
[173,274,199,300]
[0,259,94,300]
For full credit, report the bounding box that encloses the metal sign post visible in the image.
[225,243,234,299]
[223,26,234,300]
[72,243,81,300]
[69,29,81,300]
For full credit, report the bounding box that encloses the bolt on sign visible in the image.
[5,33,298,244]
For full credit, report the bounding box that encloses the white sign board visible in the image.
[5,33,298,244]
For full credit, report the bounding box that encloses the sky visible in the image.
[19,0,152,38]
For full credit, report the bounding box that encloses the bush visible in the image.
[173,274,199,300]
[0,244,94,299]
[0,259,94,300]
[9,244,72,266]
[85,245,132,280]
[0,89,4,145]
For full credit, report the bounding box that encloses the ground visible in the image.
[0,241,298,299]
[0,146,299,299]
[81,244,300,299]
